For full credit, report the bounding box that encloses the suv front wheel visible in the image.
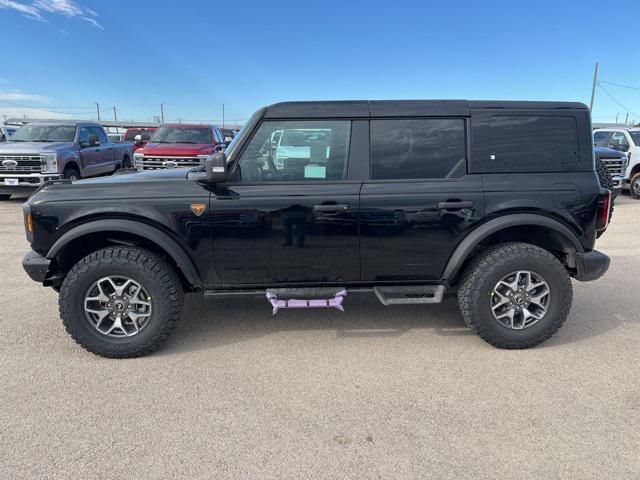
[458,242,572,349]
[59,246,184,358]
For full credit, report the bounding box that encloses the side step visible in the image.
[373,285,444,305]
[266,288,346,315]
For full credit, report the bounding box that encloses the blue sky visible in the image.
[1,0,639,125]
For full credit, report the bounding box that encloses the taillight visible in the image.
[597,190,611,230]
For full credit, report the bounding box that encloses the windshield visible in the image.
[125,129,154,141]
[630,132,640,147]
[150,126,211,144]
[11,124,76,142]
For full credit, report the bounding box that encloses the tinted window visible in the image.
[237,120,351,182]
[90,126,108,144]
[630,132,640,147]
[124,129,154,141]
[11,124,76,142]
[593,131,609,146]
[370,119,466,179]
[490,115,579,168]
[150,126,212,144]
[78,126,91,145]
[609,132,629,151]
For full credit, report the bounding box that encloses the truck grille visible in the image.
[600,156,627,177]
[137,156,203,170]
[0,154,43,174]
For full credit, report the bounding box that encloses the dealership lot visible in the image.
[1,195,639,479]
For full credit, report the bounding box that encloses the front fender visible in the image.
[47,218,203,288]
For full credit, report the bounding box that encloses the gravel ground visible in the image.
[1,194,639,479]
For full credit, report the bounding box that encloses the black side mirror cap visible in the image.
[205,151,229,183]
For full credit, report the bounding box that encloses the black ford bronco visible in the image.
[22,100,611,358]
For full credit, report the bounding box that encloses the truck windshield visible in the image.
[630,132,640,147]
[150,127,211,144]
[11,125,76,142]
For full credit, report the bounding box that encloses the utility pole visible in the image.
[95,102,101,122]
[615,113,619,123]
[113,106,119,133]
[222,103,225,130]
[589,62,599,111]
[625,112,629,125]
[160,103,165,123]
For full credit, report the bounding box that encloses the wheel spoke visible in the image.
[490,270,550,331]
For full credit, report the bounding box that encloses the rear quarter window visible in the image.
[488,115,579,172]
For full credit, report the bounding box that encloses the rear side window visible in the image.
[370,119,466,179]
[490,116,579,169]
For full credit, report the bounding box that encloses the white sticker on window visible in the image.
[304,164,326,178]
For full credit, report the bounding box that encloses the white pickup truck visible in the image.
[593,127,640,196]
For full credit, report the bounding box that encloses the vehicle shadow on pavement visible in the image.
[159,293,472,355]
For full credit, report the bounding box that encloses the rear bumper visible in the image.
[574,250,610,282]
[22,250,51,283]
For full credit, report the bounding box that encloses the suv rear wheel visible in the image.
[59,246,184,358]
[458,242,572,349]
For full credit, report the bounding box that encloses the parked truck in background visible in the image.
[133,123,225,170]
[593,127,640,197]
[0,121,134,200]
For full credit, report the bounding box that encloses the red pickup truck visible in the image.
[133,123,225,170]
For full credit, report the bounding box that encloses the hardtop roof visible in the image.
[264,100,589,118]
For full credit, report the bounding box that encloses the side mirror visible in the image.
[88,133,99,147]
[134,134,143,144]
[205,151,229,183]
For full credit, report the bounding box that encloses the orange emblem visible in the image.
[190,203,206,216]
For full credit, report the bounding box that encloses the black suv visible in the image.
[22,100,611,358]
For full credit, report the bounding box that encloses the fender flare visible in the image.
[47,219,202,288]
[442,213,585,282]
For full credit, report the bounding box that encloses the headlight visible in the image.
[40,152,58,173]
[134,152,144,168]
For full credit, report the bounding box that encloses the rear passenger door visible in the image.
[360,118,484,281]
[90,126,116,174]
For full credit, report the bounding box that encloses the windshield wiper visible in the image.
[180,141,199,144]
[32,139,55,142]
[153,141,174,144]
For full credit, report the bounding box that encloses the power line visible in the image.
[596,83,640,119]
[598,80,640,92]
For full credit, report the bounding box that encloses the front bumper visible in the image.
[22,250,51,283]
[574,250,610,282]
[0,173,61,196]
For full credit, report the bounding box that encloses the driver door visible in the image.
[77,126,101,177]
[208,119,361,286]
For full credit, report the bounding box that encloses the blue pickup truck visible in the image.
[0,121,134,199]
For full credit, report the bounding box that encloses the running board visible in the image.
[373,285,444,305]
[266,288,346,315]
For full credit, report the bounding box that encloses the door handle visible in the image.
[437,201,474,210]
[313,204,350,214]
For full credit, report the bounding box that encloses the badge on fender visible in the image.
[190,203,206,216]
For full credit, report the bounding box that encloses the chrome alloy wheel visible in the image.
[490,270,550,330]
[84,276,152,337]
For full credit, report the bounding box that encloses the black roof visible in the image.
[264,100,589,118]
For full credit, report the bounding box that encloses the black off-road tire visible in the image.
[59,246,184,358]
[0,194,11,200]
[121,155,132,169]
[63,167,80,180]
[458,242,572,349]
[630,172,640,199]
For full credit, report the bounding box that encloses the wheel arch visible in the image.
[47,219,202,291]
[443,214,584,285]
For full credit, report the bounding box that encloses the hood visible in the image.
[141,143,214,156]
[76,167,192,185]
[0,141,74,153]
[594,146,625,158]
